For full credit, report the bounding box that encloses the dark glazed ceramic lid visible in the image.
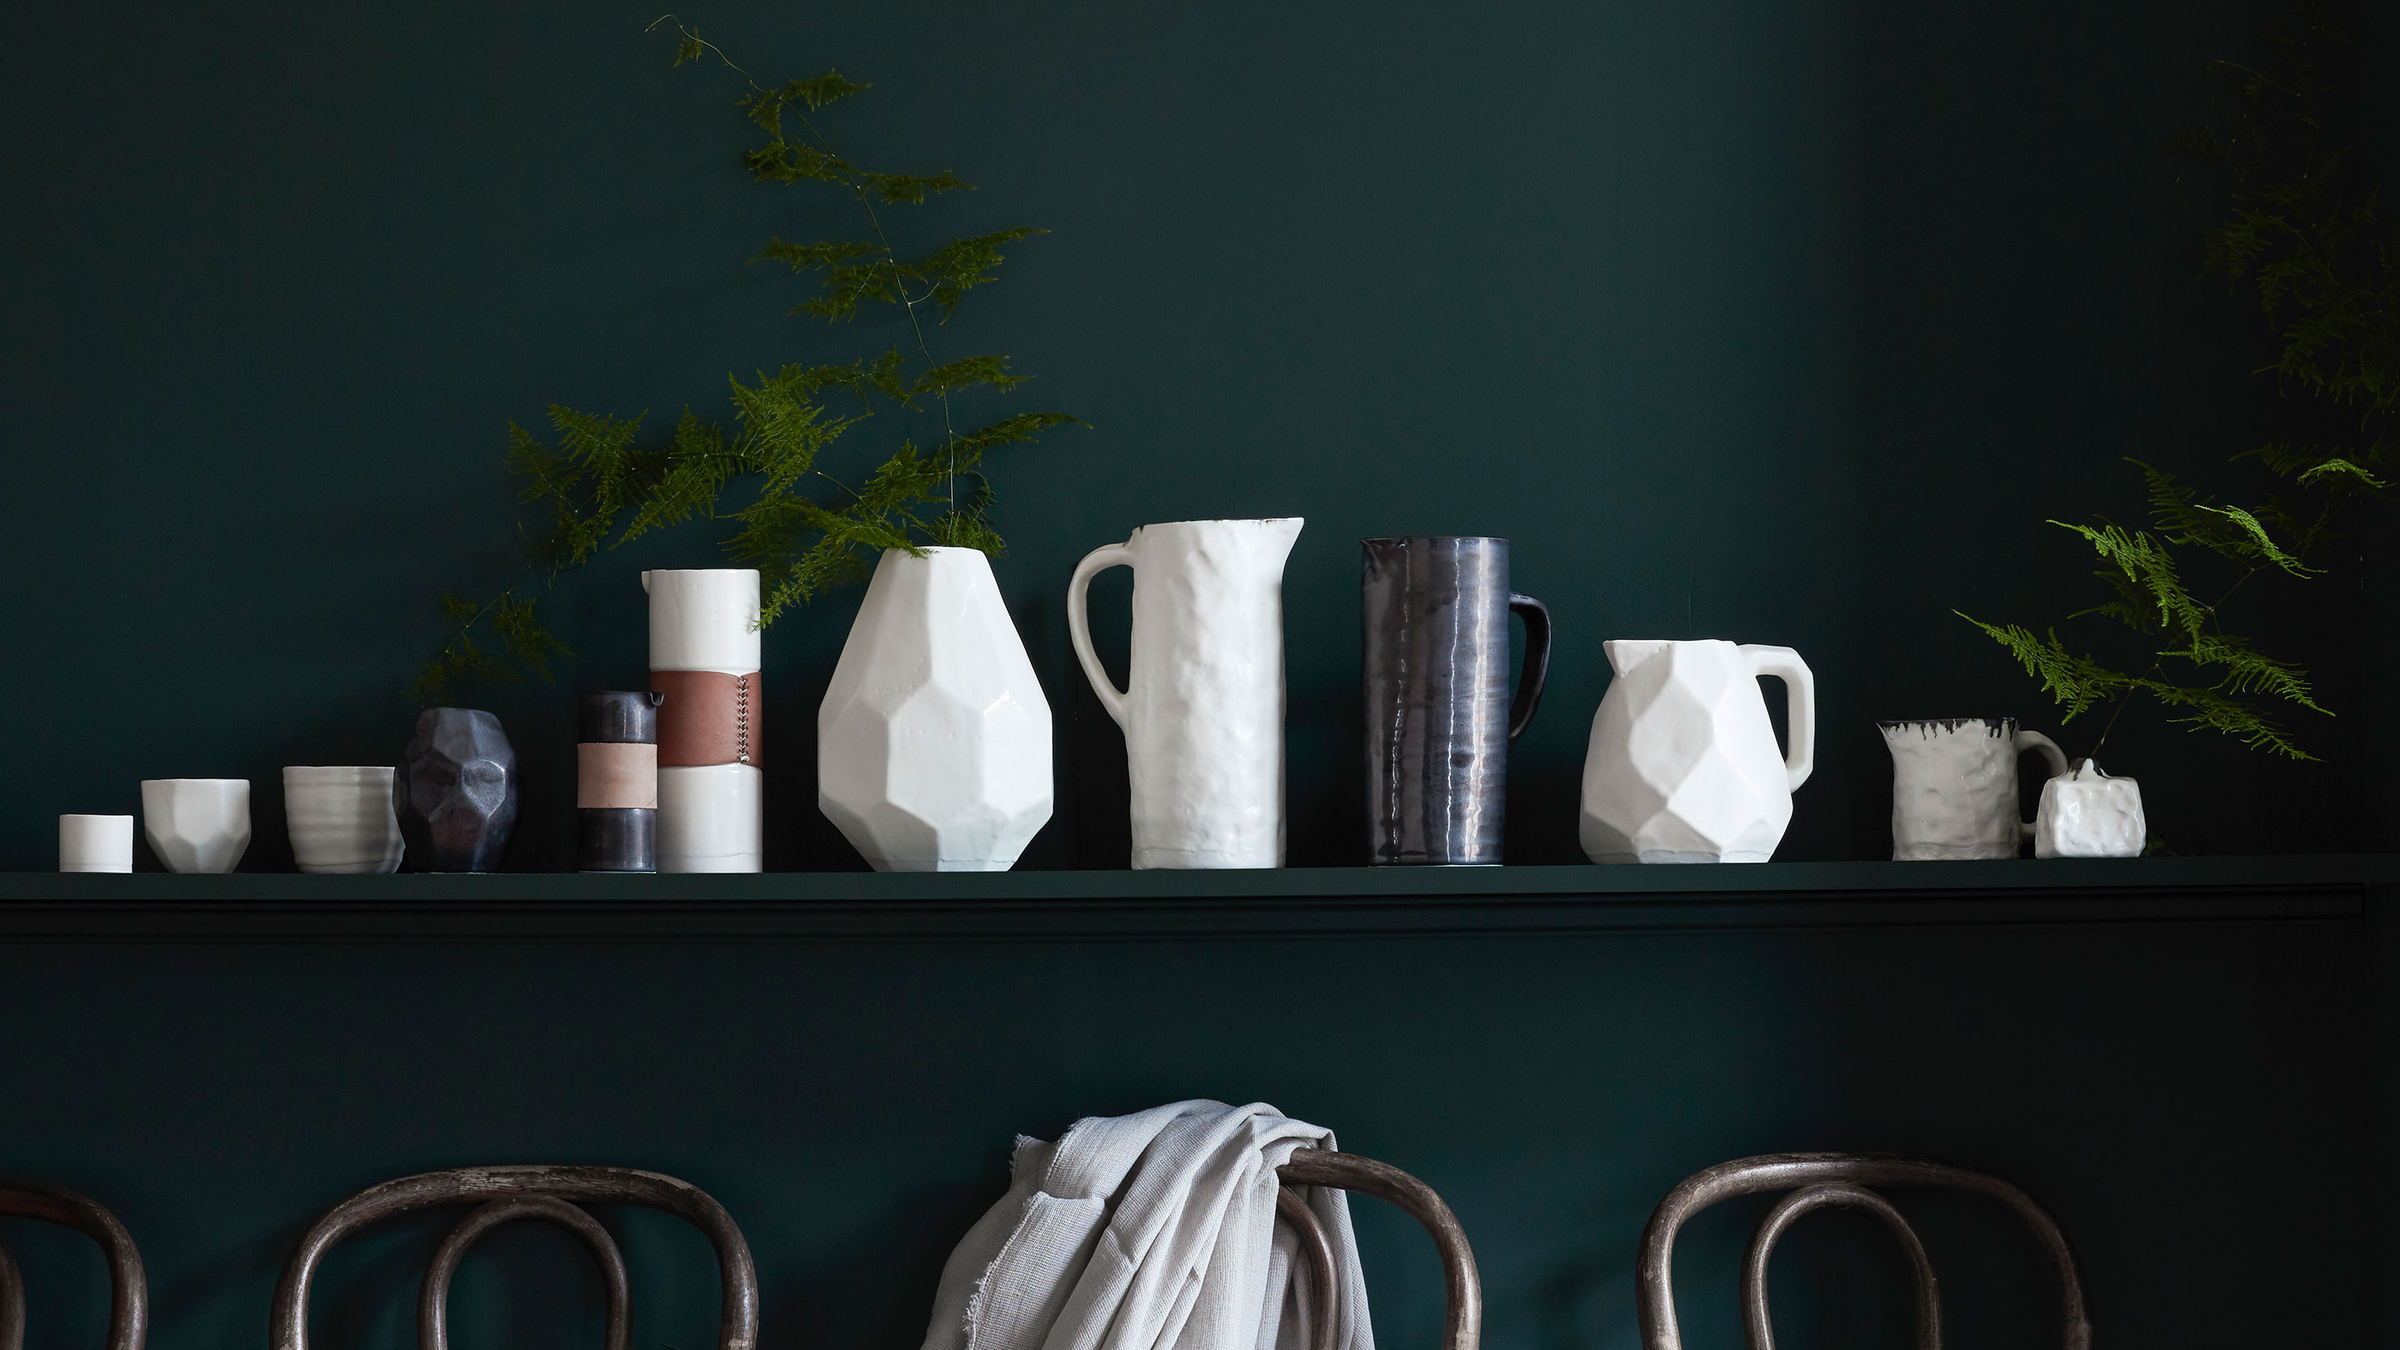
[580,690,665,745]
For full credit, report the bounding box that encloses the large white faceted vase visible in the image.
[819,547,1054,871]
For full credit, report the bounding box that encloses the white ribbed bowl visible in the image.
[283,766,405,875]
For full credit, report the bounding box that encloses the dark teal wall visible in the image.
[0,0,2380,871]
[0,917,2367,1350]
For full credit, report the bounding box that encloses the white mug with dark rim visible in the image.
[1879,718,2069,860]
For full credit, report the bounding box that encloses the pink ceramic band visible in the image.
[578,742,659,809]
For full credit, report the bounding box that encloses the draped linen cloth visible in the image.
[920,1100,1376,1350]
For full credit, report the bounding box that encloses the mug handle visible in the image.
[1067,542,1136,729]
[1505,594,1553,742]
[2014,730,2071,839]
[1739,645,1816,792]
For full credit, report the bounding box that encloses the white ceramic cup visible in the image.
[283,766,406,875]
[139,779,252,874]
[59,814,134,873]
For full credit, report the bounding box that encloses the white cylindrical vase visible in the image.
[819,548,1054,871]
[645,568,764,873]
[60,814,134,873]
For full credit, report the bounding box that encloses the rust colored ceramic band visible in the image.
[651,670,763,769]
[577,742,659,809]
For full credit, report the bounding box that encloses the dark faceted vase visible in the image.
[1362,537,1553,865]
[579,690,662,873]
[396,708,519,873]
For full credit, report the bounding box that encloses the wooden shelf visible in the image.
[0,855,2377,941]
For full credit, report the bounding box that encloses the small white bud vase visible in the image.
[283,766,406,874]
[2032,759,2146,858]
[819,547,1053,871]
[140,778,252,873]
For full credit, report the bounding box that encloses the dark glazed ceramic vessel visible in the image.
[396,708,519,873]
[1362,537,1553,865]
[578,690,662,873]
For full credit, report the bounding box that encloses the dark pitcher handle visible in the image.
[1506,593,1552,742]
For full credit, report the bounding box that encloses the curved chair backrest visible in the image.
[1275,1150,1480,1350]
[1634,1152,2090,1350]
[270,1165,755,1350]
[0,1180,147,1350]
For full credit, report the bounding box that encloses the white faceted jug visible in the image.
[1579,639,1816,863]
[819,547,1054,871]
[1069,518,1304,868]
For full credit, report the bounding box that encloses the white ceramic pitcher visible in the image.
[1579,639,1816,863]
[1069,518,1304,868]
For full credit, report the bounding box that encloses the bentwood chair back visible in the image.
[0,1180,147,1350]
[1634,1152,2091,1350]
[269,1164,757,1350]
[1274,1150,1480,1350]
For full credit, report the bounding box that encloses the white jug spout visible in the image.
[641,570,654,594]
[1601,638,1671,676]
[1259,516,1304,560]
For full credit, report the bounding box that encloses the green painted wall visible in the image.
[0,915,2368,1350]
[5,0,2379,872]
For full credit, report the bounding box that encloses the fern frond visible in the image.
[1956,616,2119,722]
[908,228,1046,319]
[758,238,884,273]
[912,354,1028,397]
[863,170,973,204]
[2047,520,2210,641]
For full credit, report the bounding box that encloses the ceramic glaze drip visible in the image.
[1878,717,2017,740]
[1070,518,1303,869]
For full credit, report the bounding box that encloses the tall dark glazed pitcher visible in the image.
[1362,537,1553,865]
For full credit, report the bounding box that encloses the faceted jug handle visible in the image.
[2014,729,2070,839]
[1067,542,1136,729]
[1506,594,1553,743]
[1739,645,1816,792]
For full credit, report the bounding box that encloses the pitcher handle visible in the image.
[1067,543,1136,729]
[1739,645,1816,792]
[2014,729,2071,839]
[1505,594,1553,743]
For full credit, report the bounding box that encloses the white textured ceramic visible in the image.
[1580,640,1816,864]
[1880,718,2069,860]
[820,548,1054,871]
[1069,517,1304,869]
[59,814,133,873]
[657,765,762,872]
[139,778,252,874]
[2033,759,2146,858]
[644,568,764,873]
[282,766,405,874]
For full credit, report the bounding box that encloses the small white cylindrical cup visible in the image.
[140,778,252,874]
[283,766,406,875]
[59,814,134,873]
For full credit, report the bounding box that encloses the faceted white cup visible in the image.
[140,778,252,873]
[283,766,405,875]
[59,814,134,873]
